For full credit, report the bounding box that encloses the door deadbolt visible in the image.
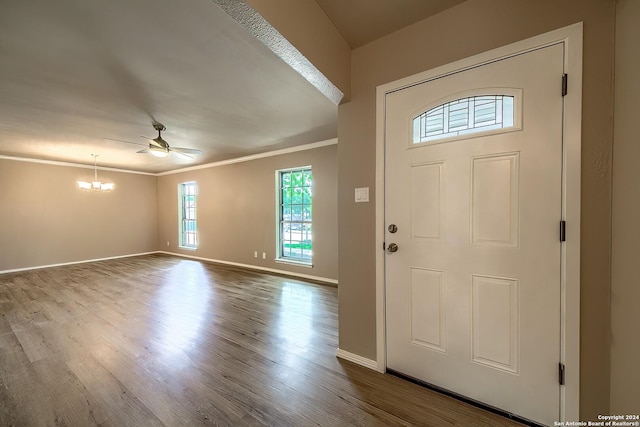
[388,224,398,233]
[387,243,399,253]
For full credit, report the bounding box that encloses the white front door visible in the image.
[384,43,564,425]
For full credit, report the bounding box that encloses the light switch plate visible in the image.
[355,187,369,203]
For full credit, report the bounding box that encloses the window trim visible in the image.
[275,166,313,265]
[178,181,198,250]
[409,88,522,147]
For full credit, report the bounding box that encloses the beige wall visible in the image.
[247,0,351,101]
[0,159,158,271]
[610,0,640,413]
[337,0,615,419]
[0,144,337,281]
[157,144,338,281]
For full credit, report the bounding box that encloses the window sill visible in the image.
[275,258,313,268]
[179,246,198,251]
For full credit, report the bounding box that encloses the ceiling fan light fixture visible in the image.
[149,146,169,158]
[137,123,200,159]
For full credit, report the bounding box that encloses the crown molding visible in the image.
[157,138,337,176]
[0,138,337,177]
[0,155,156,175]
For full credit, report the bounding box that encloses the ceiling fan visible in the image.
[135,122,202,159]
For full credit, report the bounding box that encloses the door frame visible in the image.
[375,23,582,421]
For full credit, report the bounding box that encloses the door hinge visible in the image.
[562,74,568,96]
[560,221,566,242]
[559,363,566,385]
[382,242,386,251]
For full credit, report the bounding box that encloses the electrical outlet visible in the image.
[254,251,258,258]
[262,252,266,259]
[166,241,170,246]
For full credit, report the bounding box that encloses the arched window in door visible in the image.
[412,93,519,144]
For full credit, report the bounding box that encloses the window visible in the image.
[277,167,312,264]
[179,181,197,249]
[413,94,516,144]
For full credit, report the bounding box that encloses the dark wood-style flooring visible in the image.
[0,254,524,426]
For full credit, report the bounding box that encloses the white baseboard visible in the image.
[336,348,379,371]
[1,251,340,287]
[157,251,338,286]
[0,251,158,275]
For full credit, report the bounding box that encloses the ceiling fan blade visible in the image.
[136,148,149,154]
[171,150,193,160]
[171,147,202,155]
[104,138,146,147]
[140,136,163,148]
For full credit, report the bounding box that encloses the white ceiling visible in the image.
[0,0,338,173]
[0,0,466,173]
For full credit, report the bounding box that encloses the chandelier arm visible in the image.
[78,154,113,191]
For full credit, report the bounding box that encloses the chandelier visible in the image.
[77,154,114,191]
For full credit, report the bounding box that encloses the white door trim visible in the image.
[375,23,582,421]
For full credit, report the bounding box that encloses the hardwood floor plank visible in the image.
[76,311,152,361]
[3,286,44,326]
[30,357,113,426]
[0,332,34,426]
[0,333,112,426]
[0,254,526,426]
[133,350,255,425]
[0,313,12,337]
[93,340,237,426]
[67,356,164,427]
[37,317,100,363]
[10,322,55,363]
